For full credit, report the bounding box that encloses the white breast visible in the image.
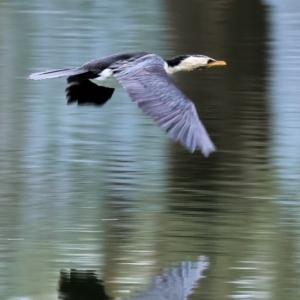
[89,68,121,88]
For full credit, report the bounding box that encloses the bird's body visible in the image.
[29,51,226,156]
[89,68,121,88]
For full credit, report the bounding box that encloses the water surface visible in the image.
[0,0,300,299]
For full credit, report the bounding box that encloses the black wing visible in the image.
[29,63,115,106]
[114,55,215,155]
[66,73,114,106]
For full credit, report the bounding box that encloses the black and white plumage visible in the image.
[29,52,226,156]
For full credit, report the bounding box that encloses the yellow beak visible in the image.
[206,60,227,68]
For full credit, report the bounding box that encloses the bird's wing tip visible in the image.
[191,140,216,156]
[201,145,216,157]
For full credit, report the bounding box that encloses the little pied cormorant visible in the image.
[29,52,226,156]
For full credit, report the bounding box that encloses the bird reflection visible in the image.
[59,269,110,300]
[58,256,209,300]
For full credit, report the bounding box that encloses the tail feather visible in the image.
[28,68,86,80]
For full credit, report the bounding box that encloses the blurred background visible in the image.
[0,0,300,299]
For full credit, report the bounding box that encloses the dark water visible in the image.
[0,0,300,299]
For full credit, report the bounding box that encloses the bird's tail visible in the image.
[28,68,86,80]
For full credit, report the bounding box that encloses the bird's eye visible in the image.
[207,59,214,64]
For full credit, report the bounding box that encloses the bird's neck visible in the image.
[165,59,196,74]
[164,61,181,74]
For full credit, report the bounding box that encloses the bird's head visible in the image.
[165,54,226,74]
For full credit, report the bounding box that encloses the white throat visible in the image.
[164,56,209,74]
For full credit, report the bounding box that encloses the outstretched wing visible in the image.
[113,54,215,156]
[29,68,115,106]
[66,74,114,106]
[128,256,209,300]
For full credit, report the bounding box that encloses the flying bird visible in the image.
[29,52,226,156]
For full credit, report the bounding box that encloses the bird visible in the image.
[29,52,226,156]
[58,256,209,300]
